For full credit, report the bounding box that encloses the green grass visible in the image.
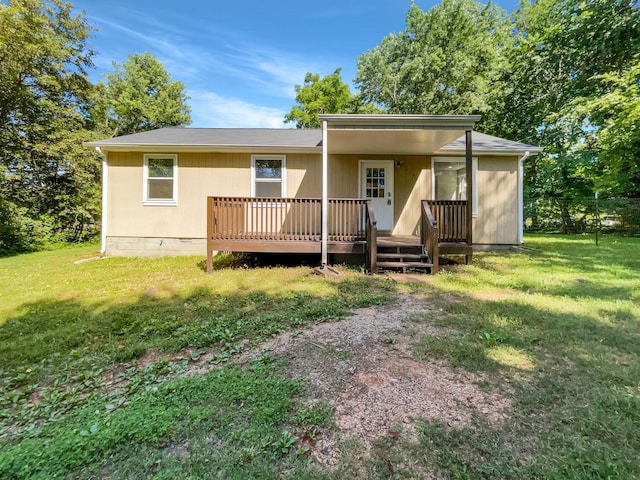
[0,246,392,479]
[398,234,640,479]
[1,235,639,479]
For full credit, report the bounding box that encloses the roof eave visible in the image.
[319,114,481,130]
[435,147,544,156]
[83,142,322,154]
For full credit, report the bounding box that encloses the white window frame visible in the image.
[143,154,178,206]
[251,155,286,198]
[432,156,478,217]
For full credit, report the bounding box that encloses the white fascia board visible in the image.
[319,114,481,129]
[435,148,544,156]
[83,144,322,154]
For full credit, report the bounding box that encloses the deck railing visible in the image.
[420,201,440,274]
[426,200,469,243]
[206,197,377,273]
[207,197,371,241]
[365,201,377,274]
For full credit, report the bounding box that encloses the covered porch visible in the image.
[207,114,479,274]
[206,196,472,274]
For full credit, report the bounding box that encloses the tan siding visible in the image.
[328,154,359,198]
[107,150,520,246]
[108,151,253,238]
[475,156,519,244]
[286,154,321,198]
[107,151,321,239]
[107,152,144,237]
[326,154,431,235]
[393,156,431,235]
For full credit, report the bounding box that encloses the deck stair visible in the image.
[376,244,434,273]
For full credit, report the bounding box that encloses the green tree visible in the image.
[480,0,640,230]
[578,60,640,197]
[355,0,509,115]
[0,0,101,253]
[284,68,356,128]
[485,0,639,142]
[95,52,191,136]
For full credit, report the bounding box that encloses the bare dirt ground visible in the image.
[236,287,512,470]
[119,280,513,473]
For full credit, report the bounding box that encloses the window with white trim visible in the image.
[432,157,478,217]
[144,154,177,205]
[251,155,285,198]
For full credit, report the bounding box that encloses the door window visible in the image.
[365,167,385,199]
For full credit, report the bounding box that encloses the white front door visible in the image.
[360,160,394,231]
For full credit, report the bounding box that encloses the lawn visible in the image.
[0,235,639,479]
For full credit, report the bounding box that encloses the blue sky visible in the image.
[72,0,520,128]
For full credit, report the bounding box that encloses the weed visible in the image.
[271,430,298,455]
[0,363,313,479]
[477,330,509,346]
[292,402,333,428]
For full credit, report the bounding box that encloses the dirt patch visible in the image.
[95,288,512,471]
[240,291,512,469]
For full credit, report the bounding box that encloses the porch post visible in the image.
[321,120,328,267]
[465,129,473,245]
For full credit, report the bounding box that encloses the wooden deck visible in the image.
[206,196,472,274]
[206,197,377,273]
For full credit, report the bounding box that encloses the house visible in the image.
[84,114,542,273]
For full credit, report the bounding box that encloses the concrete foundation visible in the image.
[105,237,207,257]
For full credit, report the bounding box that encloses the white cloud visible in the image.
[188,90,287,128]
[223,45,315,99]
[85,6,342,119]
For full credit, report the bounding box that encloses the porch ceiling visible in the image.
[320,114,481,155]
[326,128,466,155]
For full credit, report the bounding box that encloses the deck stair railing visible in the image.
[421,200,472,270]
[427,200,469,243]
[420,201,440,273]
[365,201,377,273]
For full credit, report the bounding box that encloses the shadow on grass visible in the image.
[1,235,639,479]
[197,252,326,273]
[0,287,370,372]
[467,237,640,302]
[0,264,393,479]
[404,242,640,478]
[0,267,394,390]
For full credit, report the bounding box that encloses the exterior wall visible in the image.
[327,154,359,198]
[393,155,431,236]
[105,149,520,256]
[328,154,431,236]
[286,153,322,197]
[473,155,519,244]
[106,151,322,256]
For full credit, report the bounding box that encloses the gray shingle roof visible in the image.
[439,132,543,153]
[85,128,323,148]
[85,127,541,154]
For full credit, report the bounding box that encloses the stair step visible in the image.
[377,261,434,269]
[377,246,423,254]
[377,253,427,261]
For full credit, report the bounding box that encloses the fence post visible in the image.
[594,192,599,246]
